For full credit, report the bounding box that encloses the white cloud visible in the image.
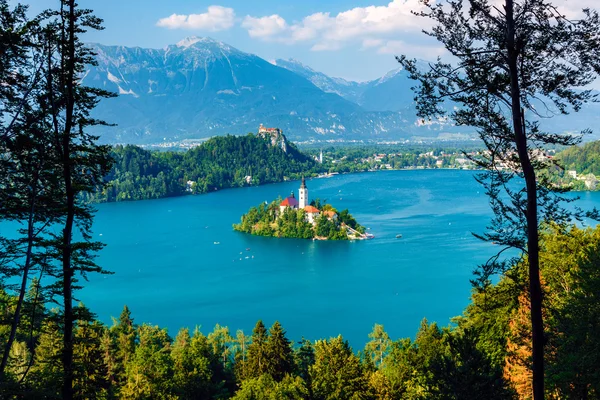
[377,40,446,58]
[362,38,384,49]
[156,6,235,31]
[241,0,439,56]
[241,15,288,39]
[553,0,599,19]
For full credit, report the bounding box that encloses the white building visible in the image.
[299,177,308,209]
[304,206,320,224]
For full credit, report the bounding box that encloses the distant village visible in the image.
[152,124,598,191]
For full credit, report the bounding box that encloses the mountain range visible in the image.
[85,36,600,144]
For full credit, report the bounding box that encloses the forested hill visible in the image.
[93,134,322,202]
[558,140,600,175]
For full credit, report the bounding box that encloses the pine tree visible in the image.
[294,338,315,399]
[27,316,63,398]
[244,320,269,379]
[172,327,215,399]
[309,336,370,400]
[0,0,62,379]
[265,321,294,382]
[37,1,115,396]
[397,1,600,397]
[121,324,173,399]
[73,305,109,399]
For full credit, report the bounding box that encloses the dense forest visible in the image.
[557,141,600,177]
[233,199,365,240]
[1,225,599,398]
[3,0,600,398]
[533,141,600,191]
[91,134,322,202]
[93,140,600,203]
[93,141,485,203]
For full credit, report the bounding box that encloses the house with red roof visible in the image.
[303,205,320,224]
[322,210,337,220]
[278,176,337,225]
[279,192,299,214]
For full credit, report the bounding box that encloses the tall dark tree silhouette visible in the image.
[397,0,600,398]
[0,0,62,381]
[41,0,114,397]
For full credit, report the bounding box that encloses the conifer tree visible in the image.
[309,336,370,400]
[39,1,114,394]
[0,0,62,379]
[398,1,600,397]
[265,321,294,382]
[172,327,215,399]
[244,320,269,379]
[27,315,63,397]
[73,305,109,399]
[121,324,173,399]
[294,338,315,399]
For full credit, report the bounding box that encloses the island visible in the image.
[233,177,372,240]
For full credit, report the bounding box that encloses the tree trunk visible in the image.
[505,1,544,398]
[61,1,77,398]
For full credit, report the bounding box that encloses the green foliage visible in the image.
[232,374,308,400]
[92,134,321,202]
[121,324,174,399]
[558,141,600,177]
[243,321,269,381]
[364,324,391,370]
[234,200,363,240]
[2,224,600,400]
[73,317,110,399]
[89,141,490,204]
[171,328,216,399]
[309,336,371,400]
[265,322,294,382]
[276,209,315,239]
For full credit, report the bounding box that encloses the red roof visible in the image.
[322,210,336,218]
[304,206,320,213]
[280,197,299,207]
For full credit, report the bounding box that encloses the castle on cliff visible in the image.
[258,124,287,153]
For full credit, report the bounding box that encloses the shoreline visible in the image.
[95,168,482,206]
[95,167,598,207]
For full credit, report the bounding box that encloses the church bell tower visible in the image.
[299,177,308,209]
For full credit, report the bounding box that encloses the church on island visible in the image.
[234,175,372,240]
[279,177,331,225]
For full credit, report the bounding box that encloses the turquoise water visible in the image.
[75,170,600,346]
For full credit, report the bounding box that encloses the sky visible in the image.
[22,0,597,83]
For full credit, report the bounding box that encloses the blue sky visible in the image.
[23,0,590,82]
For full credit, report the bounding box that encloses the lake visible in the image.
[81,170,600,347]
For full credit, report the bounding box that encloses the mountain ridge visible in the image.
[84,36,442,144]
[85,36,599,144]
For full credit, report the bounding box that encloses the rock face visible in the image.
[258,125,288,153]
[84,37,413,144]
